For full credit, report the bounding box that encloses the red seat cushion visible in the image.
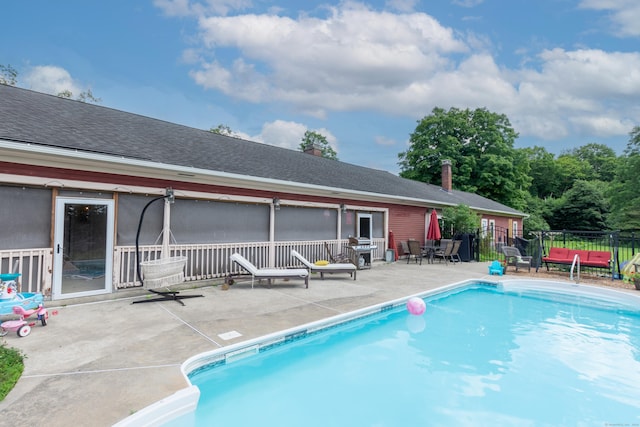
[586,251,610,268]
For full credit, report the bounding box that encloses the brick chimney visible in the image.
[303,143,323,157]
[441,159,452,193]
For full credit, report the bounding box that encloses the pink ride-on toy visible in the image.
[0,304,48,338]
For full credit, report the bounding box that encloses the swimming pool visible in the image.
[122,279,640,426]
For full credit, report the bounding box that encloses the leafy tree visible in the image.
[398,107,530,210]
[209,124,235,136]
[441,204,480,235]
[562,143,618,183]
[553,155,592,194]
[58,88,101,103]
[522,194,550,237]
[0,64,18,86]
[523,146,562,198]
[548,180,609,231]
[299,130,337,160]
[608,127,640,229]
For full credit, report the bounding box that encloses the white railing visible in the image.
[570,253,581,283]
[115,238,385,289]
[2,239,386,293]
[0,248,53,295]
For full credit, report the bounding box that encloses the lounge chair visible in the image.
[230,253,309,288]
[291,250,356,280]
[501,246,532,272]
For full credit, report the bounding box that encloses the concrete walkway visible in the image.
[0,260,511,425]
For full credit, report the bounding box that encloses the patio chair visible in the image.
[407,239,423,265]
[449,240,462,263]
[291,250,356,280]
[501,246,532,272]
[324,242,352,264]
[230,253,309,288]
[433,239,453,265]
[400,241,411,260]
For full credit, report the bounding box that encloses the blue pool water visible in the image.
[171,282,640,426]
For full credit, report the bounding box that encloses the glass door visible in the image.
[52,198,114,299]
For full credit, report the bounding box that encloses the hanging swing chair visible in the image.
[133,189,201,305]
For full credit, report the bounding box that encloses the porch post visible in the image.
[269,203,276,267]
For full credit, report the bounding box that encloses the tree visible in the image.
[398,107,530,210]
[299,130,337,160]
[0,64,18,86]
[57,88,101,103]
[523,146,562,198]
[548,180,609,231]
[441,204,480,235]
[209,124,235,136]
[562,143,618,183]
[608,127,640,229]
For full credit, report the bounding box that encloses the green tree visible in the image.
[562,143,618,183]
[609,127,640,229]
[0,64,18,86]
[441,204,480,235]
[523,146,562,198]
[398,107,530,210]
[299,130,337,160]
[548,180,609,231]
[57,88,101,103]
[522,194,550,237]
[209,124,235,136]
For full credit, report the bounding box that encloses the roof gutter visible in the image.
[0,139,525,217]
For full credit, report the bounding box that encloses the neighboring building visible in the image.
[0,85,525,300]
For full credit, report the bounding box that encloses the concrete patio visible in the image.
[0,259,607,426]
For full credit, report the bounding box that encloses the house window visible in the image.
[512,221,519,239]
[481,219,488,237]
[489,220,495,242]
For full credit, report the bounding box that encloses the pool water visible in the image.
[175,283,640,426]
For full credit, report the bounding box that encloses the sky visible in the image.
[2,0,639,175]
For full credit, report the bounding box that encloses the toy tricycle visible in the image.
[0,304,48,337]
[0,273,48,337]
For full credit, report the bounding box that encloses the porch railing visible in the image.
[0,248,53,295]
[115,238,385,289]
[1,239,385,294]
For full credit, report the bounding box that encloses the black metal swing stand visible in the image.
[132,189,204,306]
[131,288,203,306]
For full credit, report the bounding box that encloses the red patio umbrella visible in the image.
[388,229,399,261]
[426,209,441,241]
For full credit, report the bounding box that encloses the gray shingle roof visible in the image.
[0,85,524,216]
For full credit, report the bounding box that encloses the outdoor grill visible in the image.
[348,236,377,269]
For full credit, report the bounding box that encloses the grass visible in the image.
[0,342,24,401]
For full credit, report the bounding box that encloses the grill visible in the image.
[348,237,377,269]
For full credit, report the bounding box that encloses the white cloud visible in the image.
[154,0,251,17]
[170,1,640,145]
[385,0,418,12]
[190,3,467,116]
[375,135,398,146]
[256,120,338,152]
[579,0,640,37]
[22,65,84,97]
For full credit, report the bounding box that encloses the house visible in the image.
[0,85,525,300]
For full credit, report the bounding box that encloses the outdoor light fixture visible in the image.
[340,204,347,213]
[273,197,281,210]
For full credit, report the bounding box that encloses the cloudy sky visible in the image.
[2,0,639,174]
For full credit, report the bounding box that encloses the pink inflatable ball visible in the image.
[406,297,426,315]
